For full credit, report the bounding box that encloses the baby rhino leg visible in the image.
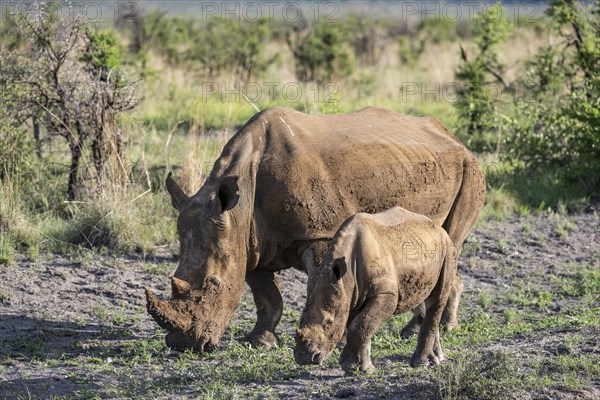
[411,246,457,367]
[340,293,396,373]
[410,299,444,367]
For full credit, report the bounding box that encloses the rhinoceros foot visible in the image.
[340,347,375,374]
[242,329,279,349]
[442,320,460,333]
[410,348,444,368]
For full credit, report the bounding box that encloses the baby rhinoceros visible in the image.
[294,206,457,372]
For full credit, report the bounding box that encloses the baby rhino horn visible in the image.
[171,277,192,298]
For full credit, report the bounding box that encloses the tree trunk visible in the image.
[32,114,43,159]
[114,128,126,186]
[67,140,81,201]
[92,129,106,190]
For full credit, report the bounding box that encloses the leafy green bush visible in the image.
[287,21,354,84]
[342,13,387,66]
[397,35,425,67]
[185,17,274,81]
[397,16,469,68]
[142,11,192,66]
[454,3,513,150]
[504,0,600,194]
[418,17,459,44]
[80,30,124,71]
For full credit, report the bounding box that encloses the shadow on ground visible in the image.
[0,314,160,398]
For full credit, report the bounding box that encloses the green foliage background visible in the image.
[0,1,598,256]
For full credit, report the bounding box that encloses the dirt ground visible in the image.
[0,210,598,399]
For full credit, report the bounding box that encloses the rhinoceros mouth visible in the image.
[294,343,329,365]
[294,348,326,365]
[165,330,219,353]
[294,333,331,365]
[146,277,231,353]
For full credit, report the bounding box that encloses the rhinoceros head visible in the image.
[145,173,246,352]
[294,249,351,365]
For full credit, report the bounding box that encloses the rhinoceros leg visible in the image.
[441,273,463,331]
[402,274,463,337]
[404,159,485,336]
[340,293,397,373]
[439,159,485,329]
[243,268,282,348]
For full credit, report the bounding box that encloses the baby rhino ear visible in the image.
[332,257,347,281]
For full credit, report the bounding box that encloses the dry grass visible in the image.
[179,122,230,195]
[0,17,558,258]
[0,178,41,253]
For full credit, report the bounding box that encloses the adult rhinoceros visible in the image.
[145,107,486,352]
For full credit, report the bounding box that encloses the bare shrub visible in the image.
[0,2,141,200]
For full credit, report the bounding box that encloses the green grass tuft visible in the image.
[431,350,521,400]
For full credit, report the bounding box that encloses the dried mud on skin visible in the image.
[0,212,599,399]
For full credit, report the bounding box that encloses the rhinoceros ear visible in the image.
[166,172,190,211]
[302,248,316,276]
[211,176,240,216]
[332,257,347,281]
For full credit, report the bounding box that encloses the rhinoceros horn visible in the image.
[145,287,191,333]
[171,276,192,298]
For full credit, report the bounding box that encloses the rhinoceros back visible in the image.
[245,107,467,243]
